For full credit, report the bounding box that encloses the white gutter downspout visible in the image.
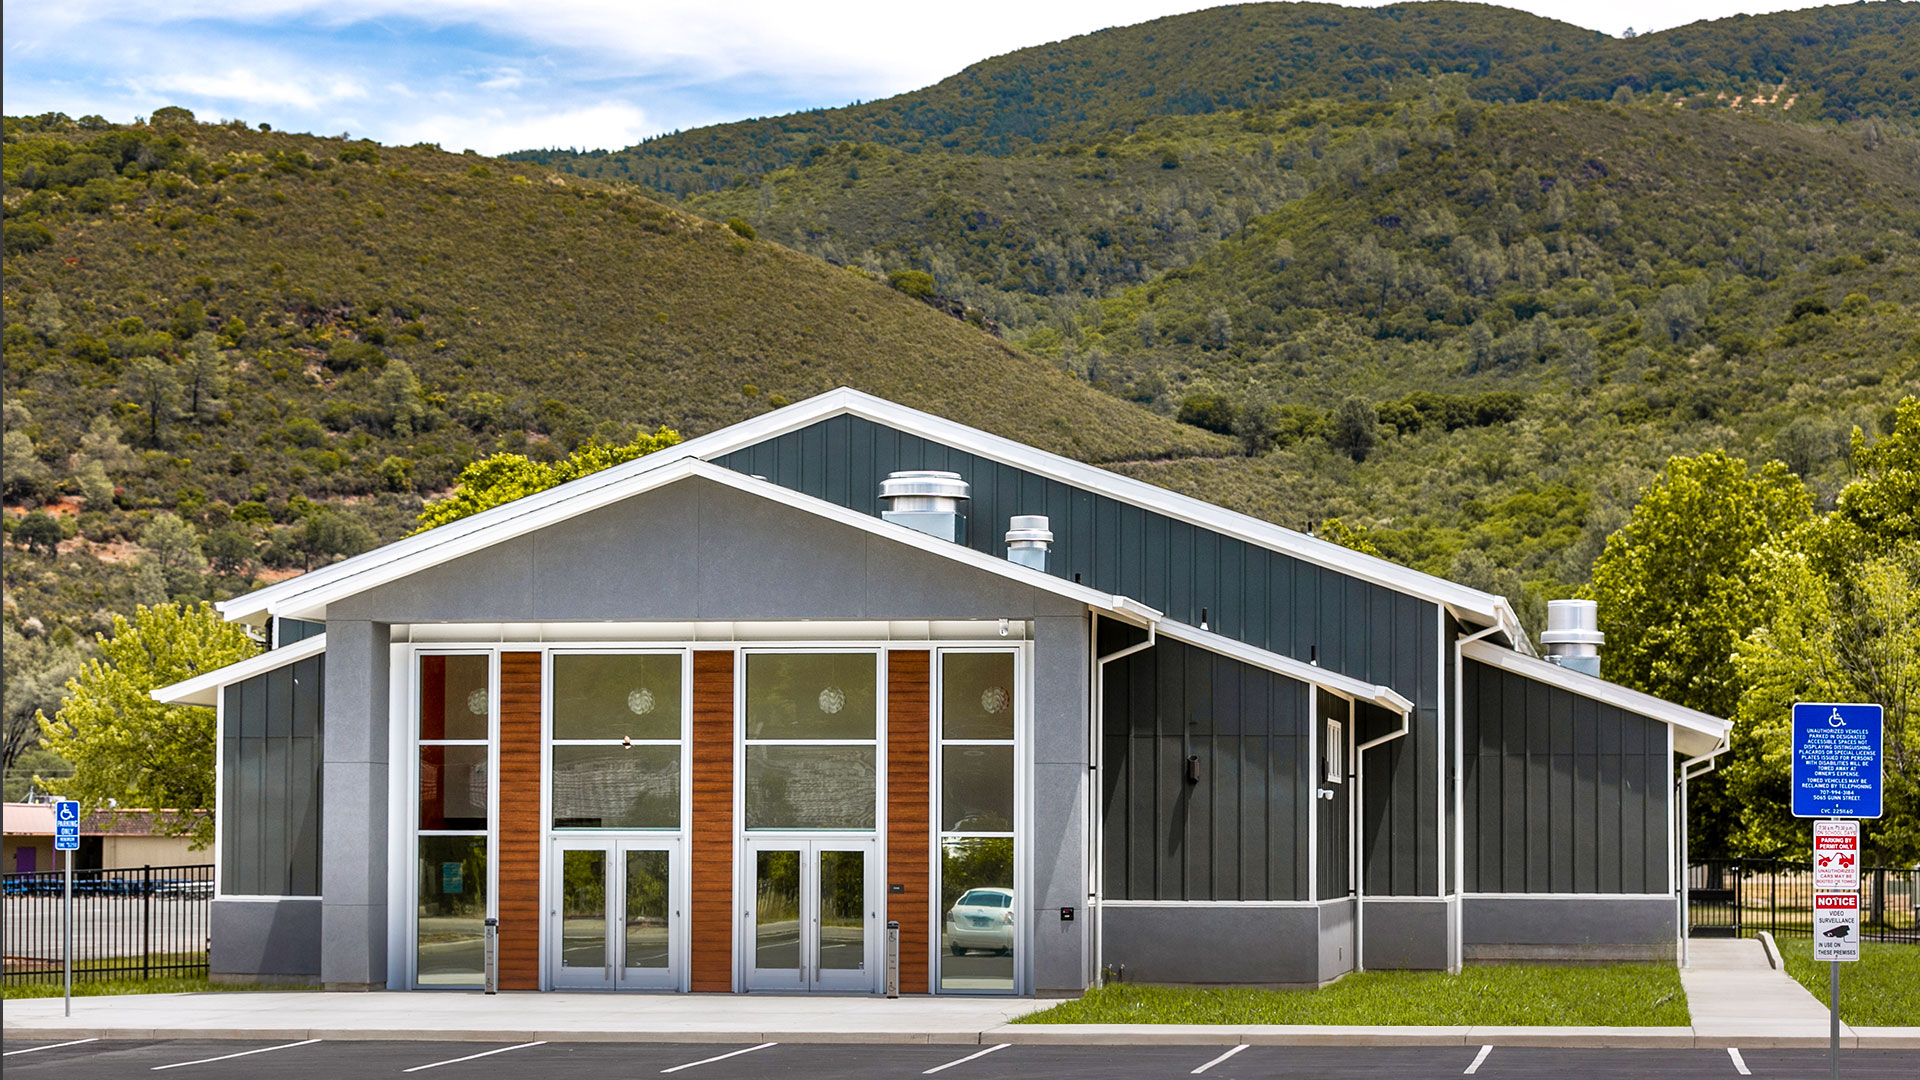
[1678,735,1730,970]
[1353,700,1412,973]
[1090,611,1158,986]
[1450,624,1504,974]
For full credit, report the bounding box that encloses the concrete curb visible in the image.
[9,1024,1920,1048]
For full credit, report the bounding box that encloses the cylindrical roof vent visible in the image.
[1541,599,1604,677]
[879,470,969,544]
[1006,514,1053,573]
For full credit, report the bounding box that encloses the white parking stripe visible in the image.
[1464,1044,1494,1075]
[923,1043,1010,1075]
[3,1038,99,1057]
[1727,1047,1752,1075]
[1191,1044,1249,1074]
[660,1042,776,1074]
[402,1041,546,1073]
[150,1039,320,1071]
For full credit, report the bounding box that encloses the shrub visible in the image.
[4,220,54,255]
[886,269,936,299]
[1176,392,1237,435]
[725,217,756,240]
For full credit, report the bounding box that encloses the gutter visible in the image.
[1449,623,1503,974]
[1090,610,1159,986]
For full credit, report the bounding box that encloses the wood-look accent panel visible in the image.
[886,650,931,994]
[690,650,736,992]
[496,652,542,990]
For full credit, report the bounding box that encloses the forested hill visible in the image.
[510,1,1919,197]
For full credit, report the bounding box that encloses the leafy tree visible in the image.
[38,603,257,845]
[180,332,230,422]
[77,413,136,473]
[1327,396,1378,462]
[14,511,64,555]
[1318,517,1384,557]
[270,506,376,571]
[124,355,183,447]
[886,269,936,299]
[138,512,206,596]
[2,430,52,500]
[416,426,682,531]
[371,359,426,436]
[2,622,84,780]
[1587,451,1812,857]
[203,527,256,577]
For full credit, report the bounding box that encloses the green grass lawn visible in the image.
[1777,938,1920,1029]
[1,975,241,1000]
[1017,964,1689,1026]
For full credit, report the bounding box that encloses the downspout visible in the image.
[1450,624,1503,974]
[1090,611,1158,985]
[1353,701,1411,973]
[1677,736,1729,970]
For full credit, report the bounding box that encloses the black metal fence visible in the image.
[1688,858,1919,944]
[2,864,213,984]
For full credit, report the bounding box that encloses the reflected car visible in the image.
[946,887,1014,955]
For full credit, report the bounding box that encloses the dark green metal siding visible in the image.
[221,654,324,896]
[1462,660,1670,893]
[1317,689,1351,901]
[721,413,1443,895]
[1101,631,1311,901]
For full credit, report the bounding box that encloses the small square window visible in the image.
[1324,718,1344,784]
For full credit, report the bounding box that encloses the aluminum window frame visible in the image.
[931,645,1026,996]
[405,648,498,991]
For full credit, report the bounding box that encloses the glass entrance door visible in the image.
[743,839,876,992]
[550,839,681,990]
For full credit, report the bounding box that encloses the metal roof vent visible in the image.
[879,470,969,544]
[1005,515,1053,573]
[1541,599,1604,677]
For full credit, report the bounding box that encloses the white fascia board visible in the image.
[150,633,328,707]
[1461,639,1730,756]
[220,386,1526,641]
[253,461,1163,627]
[1157,619,1414,712]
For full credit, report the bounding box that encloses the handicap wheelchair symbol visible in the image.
[1828,708,1846,728]
[55,801,80,823]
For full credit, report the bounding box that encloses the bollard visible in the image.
[484,917,499,995]
[885,921,900,998]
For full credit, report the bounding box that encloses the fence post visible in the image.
[142,865,152,980]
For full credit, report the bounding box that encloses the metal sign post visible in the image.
[1792,705,1881,1080]
[54,799,81,1018]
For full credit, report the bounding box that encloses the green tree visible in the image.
[371,359,426,436]
[2,430,52,501]
[1587,451,1812,857]
[1327,396,1379,462]
[124,355,183,447]
[14,510,64,555]
[38,603,259,844]
[416,427,682,531]
[2,623,85,780]
[180,331,231,422]
[139,512,206,596]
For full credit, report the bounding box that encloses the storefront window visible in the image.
[744,652,879,831]
[550,653,684,829]
[937,651,1017,992]
[416,653,490,987]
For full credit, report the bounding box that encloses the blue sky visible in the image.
[2,1,1843,155]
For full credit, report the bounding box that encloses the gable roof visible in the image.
[150,631,327,707]
[1462,639,1730,757]
[219,388,1529,647]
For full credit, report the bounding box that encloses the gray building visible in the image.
[157,389,1729,994]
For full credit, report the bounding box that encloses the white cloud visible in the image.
[136,68,367,110]
[385,100,652,155]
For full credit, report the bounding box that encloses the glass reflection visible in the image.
[744,653,876,739]
[551,745,680,829]
[941,653,1016,740]
[552,654,682,740]
[744,746,876,830]
[560,849,607,970]
[416,835,488,986]
[939,838,1014,992]
[941,746,1014,832]
[817,850,865,971]
[755,849,801,973]
[419,655,489,740]
[624,850,671,970]
[419,744,488,830]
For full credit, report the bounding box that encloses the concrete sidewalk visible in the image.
[7,961,1918,1049]
[1679,936,1873,1048]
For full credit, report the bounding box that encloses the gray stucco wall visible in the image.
[326,476,1093,992]
[320,619,389,991]
[211,897,321,983]
[1102,905,1322,985]
[1317,900,1355,983]
[1360,899,1450,970]
[1463,897,1677,961]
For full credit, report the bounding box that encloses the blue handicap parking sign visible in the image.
[1792,702,1883,819]
[55,799,80,824]
[55,824,79,851]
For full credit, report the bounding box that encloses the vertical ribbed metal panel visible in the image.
[1461,660,1669,893]
[1099,633,1309,901]
[717,413,1444,895]
[220,655,325,897]
[1316,689,1350,901]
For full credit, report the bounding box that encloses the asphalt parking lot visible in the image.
[4,1038,1917,1079]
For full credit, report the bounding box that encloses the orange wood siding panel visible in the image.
[690,650,736,992]
[887,650,932,994]
[496,651,543,990]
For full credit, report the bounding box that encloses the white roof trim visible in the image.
[241,461,1166,627]
[218,389,1528,648]
[1462,639,1730,756]
[1156,619,1414,712]
[151,633,327,707]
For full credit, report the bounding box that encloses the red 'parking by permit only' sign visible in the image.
[1814,893,1859,962]
[1812,820,1860,892]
